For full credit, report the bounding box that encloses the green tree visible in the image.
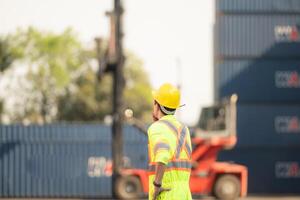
[0,35,24,72]
[0,34,23,121]
[57,52,153,123]
[0,27,153,123]
[0,27,88,123]
[0,39,13,72]
[124,52,152,122]
[25,28,89,122]
[57,69,113,121]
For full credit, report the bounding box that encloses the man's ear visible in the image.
[155,102,160,112]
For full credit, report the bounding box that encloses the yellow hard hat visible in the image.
[152,83,181,109]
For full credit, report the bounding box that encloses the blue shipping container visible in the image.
[0,124,148,198]
[235,104,300,147]
[215,59,300,102]
[216,0,300,14]
[218,147,300,194]
[215,15,300,58]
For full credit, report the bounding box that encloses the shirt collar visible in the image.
[160,115,175,121]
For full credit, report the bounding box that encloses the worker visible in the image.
[148,83,192,200]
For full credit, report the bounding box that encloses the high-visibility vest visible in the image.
[148,115,192,200]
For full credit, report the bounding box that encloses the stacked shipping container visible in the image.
[0,124,148,197]
[215,0,300,194]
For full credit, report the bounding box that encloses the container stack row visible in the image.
[215,0,300,194]
[0,124,148,198]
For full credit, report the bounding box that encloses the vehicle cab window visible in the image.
[198,106,226,132]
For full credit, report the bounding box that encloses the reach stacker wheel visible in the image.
[214,174,240,200]
[116,175,142,199]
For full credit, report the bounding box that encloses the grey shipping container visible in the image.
[216,0,300,14]
[218,147,300,194]
[215,59,300,102]
[215,15,300,58]
[0,124,148,197]
[235,104,300,147]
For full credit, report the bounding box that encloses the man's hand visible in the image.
[152,160,170,199]
[152,186,171,200]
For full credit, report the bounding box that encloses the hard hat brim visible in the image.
[152,90,183,109]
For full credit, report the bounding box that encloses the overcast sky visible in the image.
[0,0,214,125]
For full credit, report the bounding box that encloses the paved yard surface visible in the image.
[1,196,300,200]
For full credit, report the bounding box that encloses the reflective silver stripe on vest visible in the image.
[175,127,187,158]
[159,120,178,136]
[159,120,191,158]
[149,161,192,172]
[185,142,192,156]
[154,142,170,154]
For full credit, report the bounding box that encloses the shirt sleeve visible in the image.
[148,124,172,165]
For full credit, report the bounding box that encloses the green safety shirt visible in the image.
[148,115,192,200]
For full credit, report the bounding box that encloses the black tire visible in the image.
[115,176,142,199]
[214,174,240,200]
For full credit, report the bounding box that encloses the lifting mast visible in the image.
[96,0,125,198]
[111,0,125,198]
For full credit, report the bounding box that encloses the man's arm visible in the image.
[148,125,172,200]
[154,162,167,184]
[152,162,171,200]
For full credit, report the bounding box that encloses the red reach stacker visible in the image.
[117,94,248,200]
